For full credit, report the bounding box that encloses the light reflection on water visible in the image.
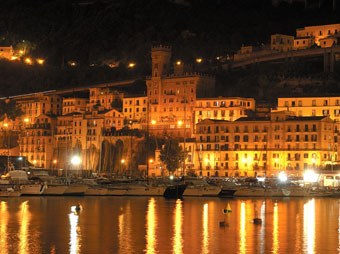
[69,207,81,254]
[304,199,315,254]
[202,203,209,254]
[0,197,339,253]
[0,201,8,254]
[145,198,156,254]
[173,199,183,254]
[18,200,30,254]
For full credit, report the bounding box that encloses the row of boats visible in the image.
[1,170,339,198]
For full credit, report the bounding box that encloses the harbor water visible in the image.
[0,196,339,254]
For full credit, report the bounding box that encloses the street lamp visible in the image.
[177,120,183,127]
[151,120,156,125]
[71,155,81,177]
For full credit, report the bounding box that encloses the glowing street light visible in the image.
[278,172,288,182]
[176,61,181,65]
[121,159,125,164]
[177,120,183,126]
[53,159,57,164]
[128,62,135,68]
[3,123,8,128]
[196,58,202,63]
[151,120,156,125]
[33,160,37,164]
[24,118,29,123]
[205,158,209,164]
[19,50,24,55]
[304,170,319,183]
[71,155,81,165]
[10,56,18,61]
[149,159,153,163]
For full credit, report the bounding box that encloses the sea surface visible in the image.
[0,196,339,254]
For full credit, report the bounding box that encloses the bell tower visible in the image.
[151,45,171,78]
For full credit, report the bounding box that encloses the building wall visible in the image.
[88,87,123,110]
[194,97,255,124]
[296,24,340,46]
[194,116,336,178]
[293,38,314,50]
[0,46,13,60]
[123,96,148,123]
[271,34,294,52]
[62,98,87,115]
[276,97,340,121]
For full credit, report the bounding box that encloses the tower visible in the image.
[151,45,171,78]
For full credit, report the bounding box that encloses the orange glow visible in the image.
[121,159,125,164]
[151,120,156,125]
[146,198,157,254]
[304,199,315,253]
[196,58,202,63]
[36,59,44,65]
[173,199,183,254]
[128,63,135,68]
[69,208,81,254]
[3,123,8,128]
[19,50,24,55]
[0,201,8,254]
[10,56,18,61]
[33,160,37,164]
[273,203,278,254]
[24,118,29,123]
[53,160,57,164]
[176,61,181,66]
[149,159,153,163]
[24,58,32,65]
[69,61,76,66]
[18,201,30,254]
[202,203,209,254]
[239,202,246,254]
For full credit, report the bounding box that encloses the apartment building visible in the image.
[276,96,340,121]
[19,114,56,168]
[194,97,255,124]
[123,95,148,124]
[296,23,340,46]
[195,112,336,178]
[62,97,87,115]
[87,87,123,111]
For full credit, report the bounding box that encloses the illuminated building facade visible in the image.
[276,96,340,121]
[87,87,123,111]
[146,45,215,137]
[271,34,294,52]
[195,112,336,177]
[194,97,255,125]
[62,98,87,115]
[19,114,56,168]
[123,95,148,125]
[296,23,340,47]
[0,46,14,60]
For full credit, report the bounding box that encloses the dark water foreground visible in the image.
[0,196,339,254]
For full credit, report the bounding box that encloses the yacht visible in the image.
[183,178,221,197]
[83,179,108,196]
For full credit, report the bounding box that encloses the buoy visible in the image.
[219,221,229,227]
[75,204,81,212]
[223,203,232,214]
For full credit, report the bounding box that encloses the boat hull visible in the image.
[85,187,108,196]
[20,184,43,195]
[164,184,187,198]
[125,186,166,196]
[64,185,88,196]
[42,185,68,196]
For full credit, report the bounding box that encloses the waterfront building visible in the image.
[194,111,336,178]
[146,45,215,137]
[271,34,294,52]
[19,114,56,168]
[194,97,255,125]
[275,96,340,121]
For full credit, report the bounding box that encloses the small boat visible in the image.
[82,179,108,196]
[183,178,221,197]
[0,187,21,197]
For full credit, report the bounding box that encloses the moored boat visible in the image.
[64,184,88,196]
